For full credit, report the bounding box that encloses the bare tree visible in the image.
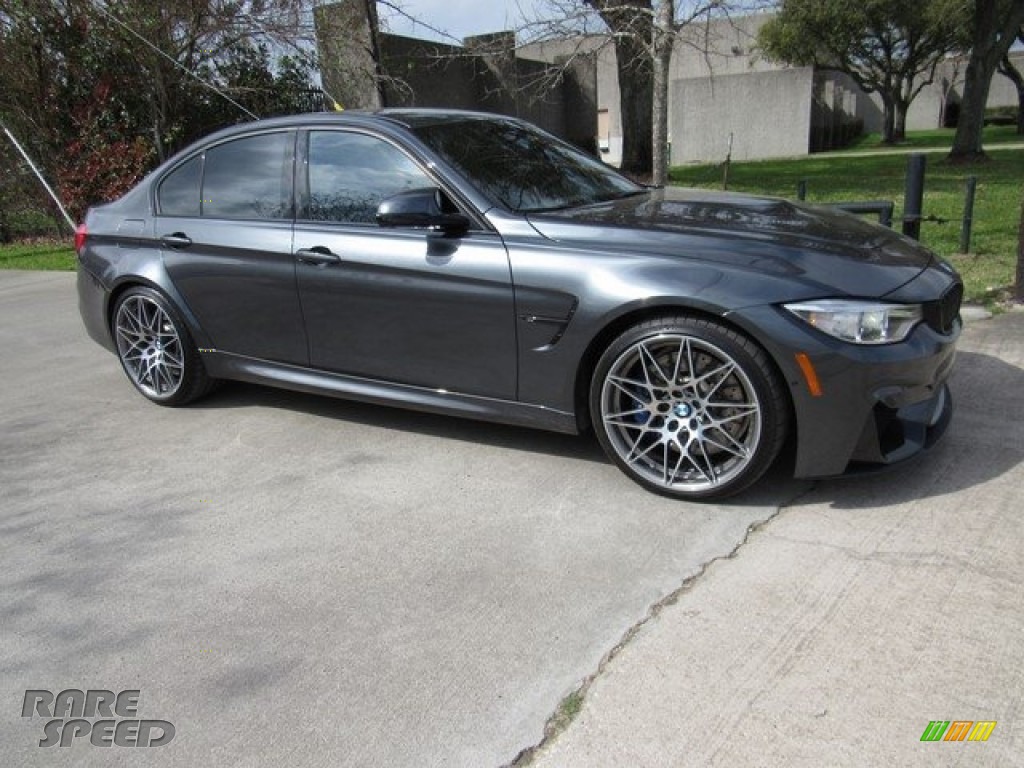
[518,1,764,183]
[316,1,762,182]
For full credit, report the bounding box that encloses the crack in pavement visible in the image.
[503,480,820,768]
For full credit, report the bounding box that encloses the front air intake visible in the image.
[923,283,963,335]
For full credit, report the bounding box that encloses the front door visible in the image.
[293,129,517,400]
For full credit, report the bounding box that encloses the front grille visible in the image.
[923,282,963,335]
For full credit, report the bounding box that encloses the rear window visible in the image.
[202,132,292,219]
[157,132,293,219]
[158,156,201,217]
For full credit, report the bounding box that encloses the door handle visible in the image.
[296,246,341,266]
[160,232,192,249]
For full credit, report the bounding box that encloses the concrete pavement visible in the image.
[3,270,1020,767]
[0,270,800,767]
[528,310,1024,767]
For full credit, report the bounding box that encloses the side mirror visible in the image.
[376,188,471,236]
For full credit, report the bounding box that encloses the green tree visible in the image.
[949,0,1024,160]
[1,0,318,220]
[758,0,969,144]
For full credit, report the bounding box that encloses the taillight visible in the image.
[74,223,87,255]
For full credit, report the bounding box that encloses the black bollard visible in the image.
[960,176,977,254]
[902,154,926,241]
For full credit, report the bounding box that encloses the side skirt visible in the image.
[202,351,579,434]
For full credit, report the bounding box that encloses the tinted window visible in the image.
[409,117,641,213]
[307,131,433,224]
[203,132,291,219]
[158,155,201,216]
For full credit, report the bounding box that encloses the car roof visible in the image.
[196,108,523,143]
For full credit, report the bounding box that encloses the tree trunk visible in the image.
[614,38,654,176]
[952,51,997,159]
[880,94,897,144]
[590,0,654,177]
[651,0,673,186]
[893,99,909,143]
[949,0,1024,161]
[363,0,388,108]
[1018,80,1024,136]
[999,53,1024,135]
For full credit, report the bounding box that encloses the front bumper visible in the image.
[846,381,952,470]
[729,304,959,479]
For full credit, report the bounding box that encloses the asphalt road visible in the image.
[3,271,1020,767]
[0,270,801,767]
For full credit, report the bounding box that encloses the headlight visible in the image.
[784,300,922,345]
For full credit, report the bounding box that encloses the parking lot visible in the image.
[2,270,1021,767]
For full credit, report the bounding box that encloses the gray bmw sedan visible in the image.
[77,110,961,500]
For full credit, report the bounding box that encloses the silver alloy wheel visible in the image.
[600,333,762,493]
[114,295,185,399]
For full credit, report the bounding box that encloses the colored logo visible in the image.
[920,720,996,742]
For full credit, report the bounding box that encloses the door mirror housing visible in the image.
[376,188,470,236]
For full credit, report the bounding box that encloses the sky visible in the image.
[379,0,542,44]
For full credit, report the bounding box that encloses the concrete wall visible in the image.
[319,4,1023,168]
[669,13,777,81]
[990,51,1024,109]
[518,36,618,162]
[316,1,597,151]
[671,67,814,164]
[810,72,866,152]
[862,50,1024,133]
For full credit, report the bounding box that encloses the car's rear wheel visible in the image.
[591,316,788,500]
[112,286,213,406]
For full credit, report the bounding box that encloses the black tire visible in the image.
[590,315,788,500]
[111,286,215,406]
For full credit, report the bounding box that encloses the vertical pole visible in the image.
[722,133,733,191]
[880,202,893,229]
[1015,193,1024,302]
[902,153,926,241]
[797,180,807,201]
[960,176,977,254]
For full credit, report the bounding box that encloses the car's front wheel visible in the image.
[112,286,213,406]
[591,316,788,500]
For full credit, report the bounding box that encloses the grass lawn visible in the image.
[4,126,1022,304]
[843,124,1022,152]
[0,240,76,271]
[670,135,1024,305]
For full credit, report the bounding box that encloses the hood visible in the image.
[525,187,934,297]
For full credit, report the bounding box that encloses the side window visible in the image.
[202,132,291,219]
[307,131,433,224]
[158,155,201,217]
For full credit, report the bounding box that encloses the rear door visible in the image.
[156,129,308,365]
[292,128,517,400]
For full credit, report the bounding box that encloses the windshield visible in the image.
[406,115,643,213]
